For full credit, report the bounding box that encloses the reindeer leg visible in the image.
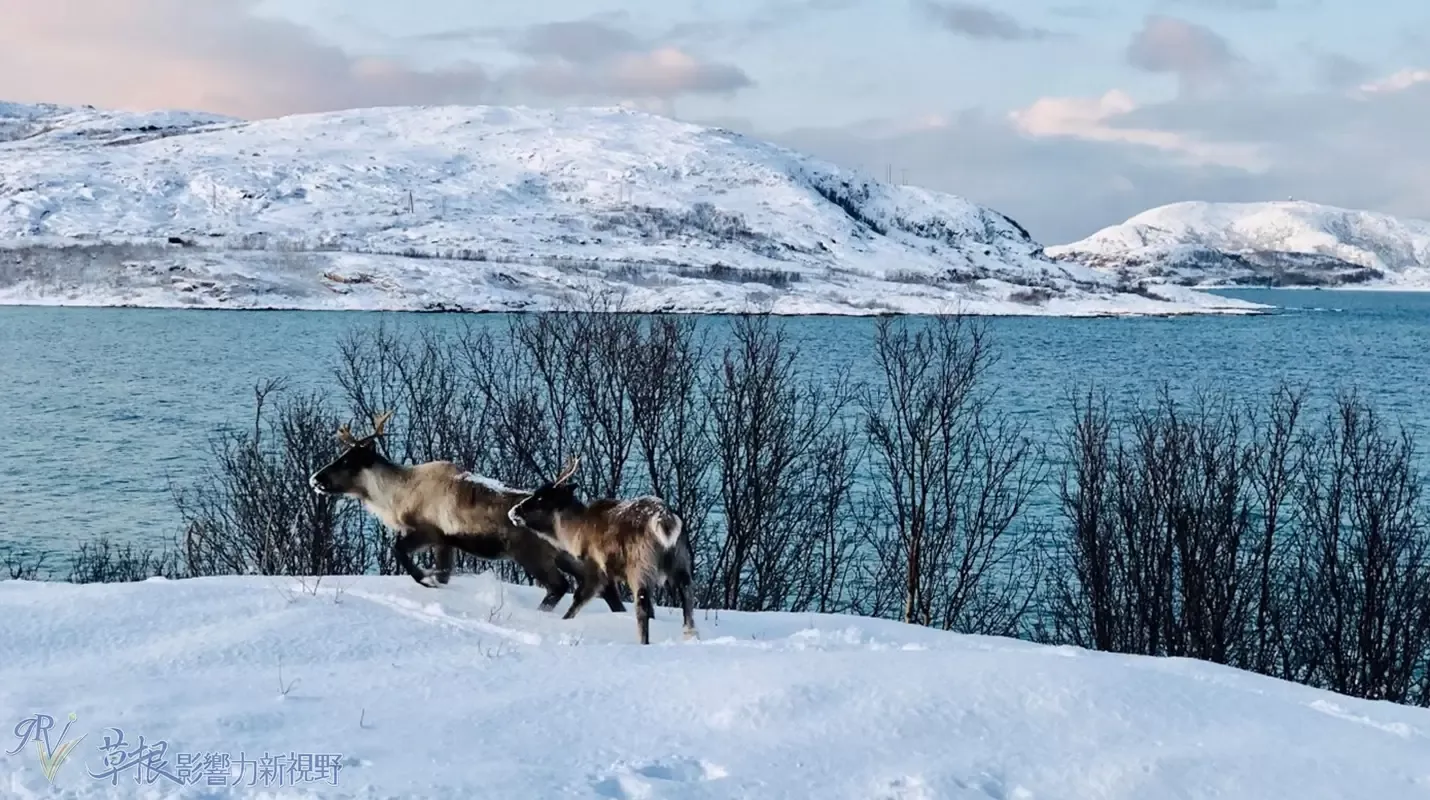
[674,568,698,641]
[632,576,654,646]
[394,533,438,588]
[599,582,627,614]
[433,538,454,585]
[555,549,625,613]
[509,536,572,612]
[561,562,605,620]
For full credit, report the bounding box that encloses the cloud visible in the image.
[1308,51,1371,89]
[516,20,644,64]
[504,19,754,101]
[1167,0,1278,10]
[665,0,862,45]
[1049,4,1112,19]
[1357,68,1430,95]
[1009,90,1263,169]
[0,0,490,119]
[762,68,1430,244]
[915,0,1055,40]
[1126,15,1243,96]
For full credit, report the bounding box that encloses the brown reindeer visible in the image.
[307,411,625,614]
[506,456,697,644]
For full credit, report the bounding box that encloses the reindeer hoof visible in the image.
[435,571,451,585]
[683,627,700,641]
[418,574,441,588]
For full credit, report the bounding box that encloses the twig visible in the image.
[277,654,300,697]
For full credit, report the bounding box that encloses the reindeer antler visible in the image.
[552,454,581,486]
[334,410,394,449]
[370,409,394,438]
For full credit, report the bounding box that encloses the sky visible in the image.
[0,0,1425,243]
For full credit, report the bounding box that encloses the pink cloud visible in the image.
[0,0,489,118]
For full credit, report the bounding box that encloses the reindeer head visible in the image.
[506,455,583,531]
[308,410,394,497]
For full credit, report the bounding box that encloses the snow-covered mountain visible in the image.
[1048,200,1430,289]
[4,572,1428,798]
[0,100,1260,316]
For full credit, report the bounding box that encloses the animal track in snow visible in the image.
[875,775,933,800]
[591,756,728,799]
[876,771,1034,799]
[346,589,542,645]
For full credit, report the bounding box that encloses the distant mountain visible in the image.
[0,101,1259,316]
[1047,200,1430,289]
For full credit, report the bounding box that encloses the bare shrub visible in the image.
[860,316,1043,635]
[1,550,48,580]
[1048,385,1267,661]
[67,537,179,583]
[677,263,802,288]
[1008,287,1053,305]
[1045,381,1430,707]
[173,379,382,577]
[701,314,864,613]
[1243,384,1307,677]
[1290,391,1430,704]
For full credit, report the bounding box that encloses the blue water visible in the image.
[3,288,1428,562]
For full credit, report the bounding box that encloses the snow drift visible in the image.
[3,573,1428,798]
[1048,200,1430,289]
[0,101,1261,316]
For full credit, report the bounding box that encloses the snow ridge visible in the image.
[0,100,1262,316]
[1048,200,1430,289]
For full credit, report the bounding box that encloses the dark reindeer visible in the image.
[507,456,697,644]
[307,410,625,614]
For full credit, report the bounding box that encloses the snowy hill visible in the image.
[0,101,1261,316]
[1047,200,1430,289]
[3,573,1428,798]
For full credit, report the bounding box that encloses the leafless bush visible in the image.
[860,316,1044,635]
[592,202,762,245]
[1046,382,1430,706]
[1,550,48,580]
[677,263,803,288]
[1049,385,1276,661]
[884,270,946,287]
[1243,384,1307,677]
[67,537,180,583]
[1008,287,1053,305]
[173,378,382,577]
[1290,391,1430,704]
[702,314,865,612]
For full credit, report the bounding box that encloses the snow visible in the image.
[3,573,1429,799]
[0,100,1264,316]
[457,472,526,495]
[1048,200,1430,289]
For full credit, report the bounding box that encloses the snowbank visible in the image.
[3,573,1427,798]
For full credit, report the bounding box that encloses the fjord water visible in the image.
[3,288,1428,563]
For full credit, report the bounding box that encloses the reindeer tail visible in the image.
[650,510,683,551]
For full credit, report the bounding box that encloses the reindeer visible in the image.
[307,411,625,615]
[506,456,697,645]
